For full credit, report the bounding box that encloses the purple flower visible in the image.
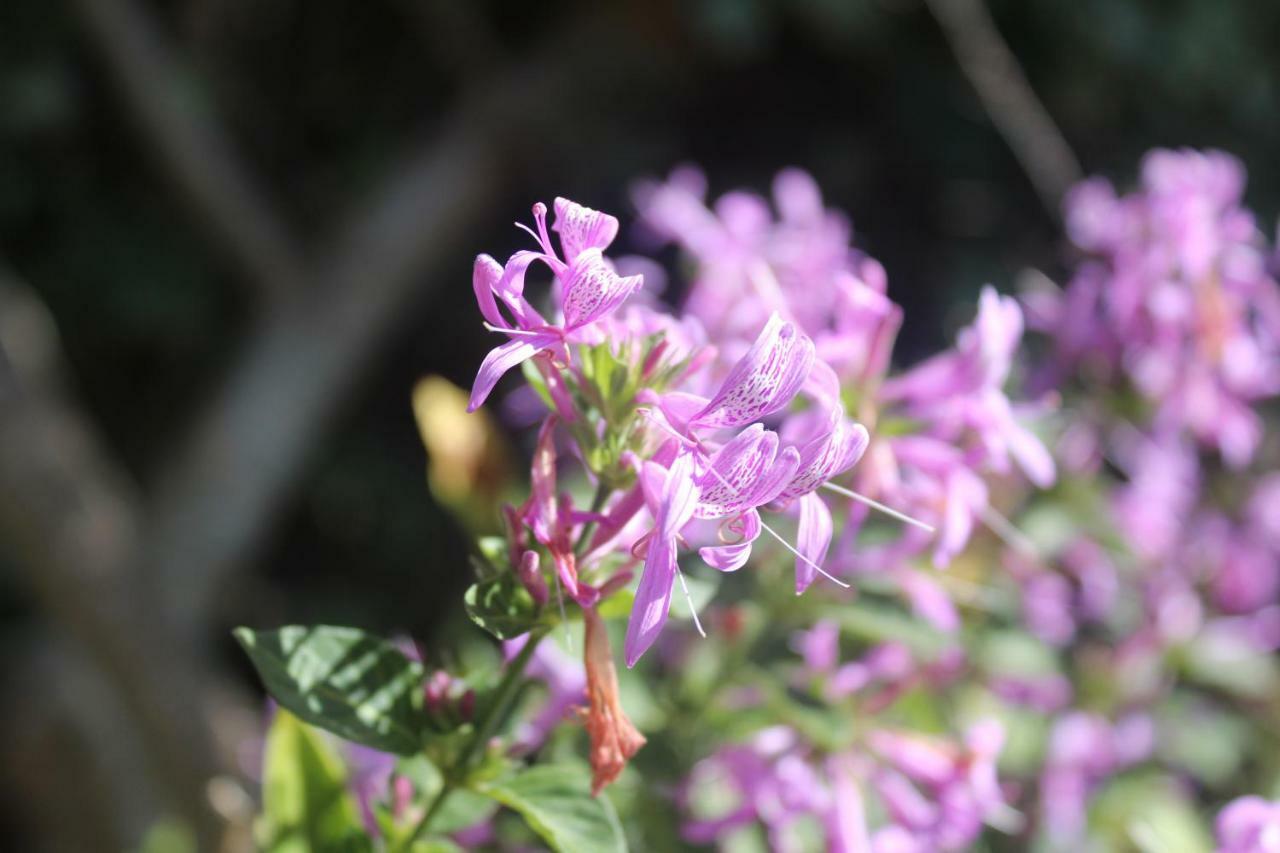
[468,199,643,411]
[1216,796,1280,853]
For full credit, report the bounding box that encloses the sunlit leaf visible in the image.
[236,626,424,755]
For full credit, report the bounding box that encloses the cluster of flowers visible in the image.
[459,168,1058,846]
[1004,148,1280,848]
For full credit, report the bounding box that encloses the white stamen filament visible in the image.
[758,519,851,591]
[979,505,1040,561]
[675,568,707,638]
[821,482,937,533]
[483,322,548,339]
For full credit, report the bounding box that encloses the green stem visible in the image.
[574,481,612,560]
[399,630,547,851]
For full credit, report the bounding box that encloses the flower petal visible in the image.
[699,509,762,572]
[694,425,796,518]
[562,248,644,329]
[693,313,816,429]
[472,254,507,327]
[780,418,870,500]
[795,493,833,594]
[625,532,677,667]
[553,197,620,261]
[468,333,557,412]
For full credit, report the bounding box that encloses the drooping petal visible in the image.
[1005,415,1056,488]
[693,313,816,429]
[561,248,644,330]
[652,452,700,537]
[468,333,558,412]
[625,532,677,668]
[699,509,762,572]
[472,254,507,327]
[493,249,556,329]
[795,493,833,594]
[935,468,988,568]
[553,197,620,261]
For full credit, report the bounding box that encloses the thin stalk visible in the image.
[574,480,612,559]
[399,630,546,850]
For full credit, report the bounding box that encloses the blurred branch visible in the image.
[0,272,227,847]
[72,0,307,307]
[923,0,1083,218]
[147,12,626,643]
[11,0,652,842]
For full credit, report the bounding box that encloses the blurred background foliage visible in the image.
[1,0,1279,848]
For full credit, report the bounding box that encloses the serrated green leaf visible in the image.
[236,626,424,755]
[477,765,626,853]
[258,710,372,853]
[464,576,543,640]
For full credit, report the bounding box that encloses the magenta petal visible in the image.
[468,334,555,412]
[780,418,870,500]
[699,509,762,572]
[472,254,506,327]
[795,493,833,594]
[695,425,780,518]
[625,533,677,667]
[1006,417,1056,488]
[561,248,643,329]
[694,313,816,428]
[553,197,620,261]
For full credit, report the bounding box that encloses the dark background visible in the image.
[1,0,1278,848]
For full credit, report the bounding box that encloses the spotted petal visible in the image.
[561,248,644,330]
[693,313,816,429]
[779,418,870,500]
[553,197,620,262]
[694,425,799,519]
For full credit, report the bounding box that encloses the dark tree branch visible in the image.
[73,0,307,308]
[0,272,226,847]
[924,0,1083,218]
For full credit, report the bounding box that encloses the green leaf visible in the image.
[235,625,424,755]
[393,757,498,835]
[464,576,543,640]
[257,710,371,852]
[477,765,626,853]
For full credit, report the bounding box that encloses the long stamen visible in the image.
[675,568,707,638]
[514,221,544,248]
[758,518,851,591]
[821,482,936,533]
[978,504,1040,561]
[483,322,549,338]
[531,202,555,257]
